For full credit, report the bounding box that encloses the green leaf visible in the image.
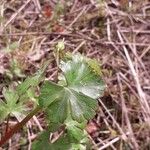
[48,122,63,132]
[17,75,41,96]
[0,101,8,121]
[17,60,49,96]
[32,131,71,150]
[60,54,105,99]
[32,131,51,150]
[40,81,97,123]
[39,54,105,123]
[39,81,64,108]
[2,88,19,104]
[65,120,86,142]
[0,61,50,122]
[32,131,87,150]
[32,130,89,150]
[0,88,27,122]
[71,143,87,150]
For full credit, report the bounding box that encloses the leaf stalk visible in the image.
[0,106,41,146]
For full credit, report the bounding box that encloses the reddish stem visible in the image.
[5,114,10,133]
[0,106,41,147]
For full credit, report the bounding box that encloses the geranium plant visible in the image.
[0,49,105,149]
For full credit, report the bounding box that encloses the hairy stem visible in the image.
[0,106,41,146]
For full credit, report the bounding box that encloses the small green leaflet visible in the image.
[39,54,105,123]
[32,131,71,150]
[32,132,51,150]
[17,60,49,96]
[0,61,49,122]
[65,120,88,143]
[32,130,88,150]
[0,88,27,122]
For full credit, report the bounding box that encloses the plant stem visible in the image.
[5,114,10,133]
[0,106,41,147]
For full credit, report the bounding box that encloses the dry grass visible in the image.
[0,0,150,149]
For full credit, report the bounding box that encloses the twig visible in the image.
[68,6,87,29]
[33,0,42,13]
[98,99,129,142]
[32,116,43,132]
[107,17,111,41]
[117,30,150,124]
[73,40,86,54]
[0,0,32,33]
[27,122,32,150]
[98,133,130,150]
[117,73,139,149]
[1,32,150,47]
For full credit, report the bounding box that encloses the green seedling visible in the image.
[0,52,105,149]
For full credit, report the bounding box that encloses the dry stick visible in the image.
[120,30,147,74]
[0,106,41,147]
[98,99,128,140]
[106,17,111,41]
[98,134,130,150]
[33,0,42,13]
[72,40,86,54]
[0,0,32,33]
[26,122,32,150]
[70,0,78,13]
[32,116,43,132]
[97,138,117,150]
[140,45,150,59]
[120,29,150,34]
[106,1,150,124]
[117,73,139,150]
[1,32,150,47]
[117,30,150,124]
[18,16,38,46]
[0,2,5,28]
[119,72,139,99]
[68,6,87,29]
[98,99,134,149]
[88,134,98,150]
[98,108,117,150]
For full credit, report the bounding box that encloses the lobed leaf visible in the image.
[39,54,105,123]
[17,60,49,96]
[40,81,97,123]
[0,61,49,122]
[60,54,105,99]
[65,120,87,142]
[0,88,27,122]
